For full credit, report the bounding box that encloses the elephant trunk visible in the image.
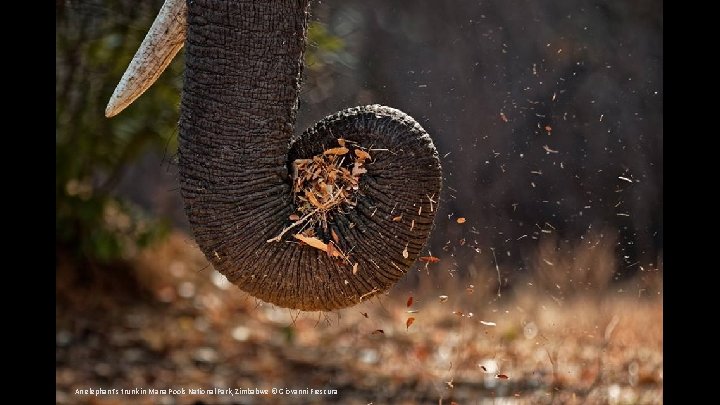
[179,0,441,311]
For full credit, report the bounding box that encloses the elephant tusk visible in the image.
[105,0,187,118]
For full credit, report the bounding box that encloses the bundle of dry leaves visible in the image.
[268,138,372,273]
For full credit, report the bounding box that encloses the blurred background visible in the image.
[56,0,662,403]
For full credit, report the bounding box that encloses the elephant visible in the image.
[106,0,442,311]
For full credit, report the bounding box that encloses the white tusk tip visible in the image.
[103,0,186,119]
[105,104,119,118]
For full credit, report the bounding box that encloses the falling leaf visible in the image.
[419,256,440,263]
[543,145,559,154]
[402,245,409,259]
[480,365,488,372]
[406,317,415,330]
[453,311,464,317]
[439,295,449,303]
[289,214,300,221]
[446,380,454,389]
[371,329,384,335]
[352,263,359,275]
[360,312,369,318]
[323,147,349,155]
[392,215,403,222]
[331,229,340,244]
[500,112,508,122]
[406,296,414,307]
[354,149,371,160]
[544,125,552,132]
[496,374,509,380]
[480,320,497,326]
[456,217,466,224]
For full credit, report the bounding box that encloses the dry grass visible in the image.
[56,231,662,404]
[533,230,618,295]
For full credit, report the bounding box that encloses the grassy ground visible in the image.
[56,232,662,404]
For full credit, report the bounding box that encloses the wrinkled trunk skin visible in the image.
[179,0,441,311]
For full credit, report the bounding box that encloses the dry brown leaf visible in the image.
[294,234,328,252]
[419,256,440,263]
[544,125,552,132]
[453,310,464,317]
[402,245,409,259]
[320,183,332,197]
[305,191,323,209]
[354,149,371,160]
[392,215,403,222]
[337,138,346,147]
[360,312,368,318]
[331,229,340,244]
[323,147,349,155]
[456,217,466,224]
[439,295,449,303]
[406,317,415,330]
[289,214,300,221]
[352,262,359,275]
[351,163,367,176]
[295,234,341,258]
[371,329,384,335]
[406,296,414,307]
[496,374,509,380]
[326,241,337,258]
